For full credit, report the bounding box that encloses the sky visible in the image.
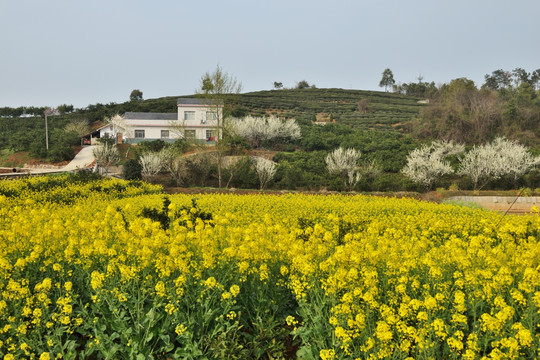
[1,0,539,109]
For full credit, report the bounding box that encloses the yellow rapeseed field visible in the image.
[1,175,539,359]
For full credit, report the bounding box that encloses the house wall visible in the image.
[99,126,116,138]
[97,103,224,144]
[177,104,222,138]
[177,104,220,126]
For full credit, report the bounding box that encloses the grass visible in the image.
[0,149,32,168]
[441,199,484,209]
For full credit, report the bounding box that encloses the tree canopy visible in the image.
[379,68,395,92]
[130,89,143,102]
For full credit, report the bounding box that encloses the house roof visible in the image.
[177,97,223,106]
[124,112,177,120]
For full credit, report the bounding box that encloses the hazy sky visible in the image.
[1,0,539,108]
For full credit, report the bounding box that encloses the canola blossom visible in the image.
[1,175,540,359]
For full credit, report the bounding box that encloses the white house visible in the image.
[91,98,223,144]
[176,98,222,142]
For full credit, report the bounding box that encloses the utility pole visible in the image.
[44,107,56,151]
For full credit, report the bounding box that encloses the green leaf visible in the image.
[160,333,171,345]
[145,332,154,344]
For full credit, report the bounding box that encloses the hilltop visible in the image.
[69,87,425,130]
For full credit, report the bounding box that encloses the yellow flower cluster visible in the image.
[1,176,540,358]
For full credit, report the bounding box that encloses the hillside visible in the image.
[2,86,540,191]
[228,88,424,130]
[49,88,423,129]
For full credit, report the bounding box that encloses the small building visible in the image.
[88,98,223,144]
[120,112,178,143]
[176,98,222,142]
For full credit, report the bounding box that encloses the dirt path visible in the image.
[449,196,539,214]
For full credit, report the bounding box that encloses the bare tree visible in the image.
[196,65,242,188]
[159,148,187,186]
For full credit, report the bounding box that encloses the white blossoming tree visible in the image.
[326,147,362,191]
[252,157,277,190]
[139,152,164,179]
[229,116,301,148]
[107,114,134,139]
[459,137,540,189]
[402,140,464,189]
[92,144,120,175]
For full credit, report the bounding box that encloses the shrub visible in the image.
[123,159,142,180]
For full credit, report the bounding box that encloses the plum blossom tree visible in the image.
[92,144,120,175]
[326,147,362,191]
[107,114,134,140]
[228,116,301,148]
[459,137,540,189]
[252,157,277,190]
[139,152,164,179]
[402,140,464,189]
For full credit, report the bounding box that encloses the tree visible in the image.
[458,137,540,190]
[58,104,74,114]
[252,157,277,190]
[196,65,243,188]
[379,68,395,92]
[122,159,142,180]
[228,116,301,148]
[483,69,512,90]
[491,137,540,185]
[139,151,163,179]
[512,68,530,87]
[273,82,283,90]
[64,118,90,145]
[93,144,120,175]
[106,114,133,140]
[295,80,310,89]
[326,147,362,191]
[531,69,540,90]
[130,89,143,102]
[402,140,464,190]
[159,147,187,186]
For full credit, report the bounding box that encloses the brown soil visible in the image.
[2,152,31,167]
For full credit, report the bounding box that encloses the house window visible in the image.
[184,111,195,121]
[206,111,217,122]
[185,130,196,139]
[206,130,214,141]
[134,130,145,138]
[161,130,169,139]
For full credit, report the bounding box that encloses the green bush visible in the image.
[226,157,258,189]
[123,159,143,180]
[98,134,116,146]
